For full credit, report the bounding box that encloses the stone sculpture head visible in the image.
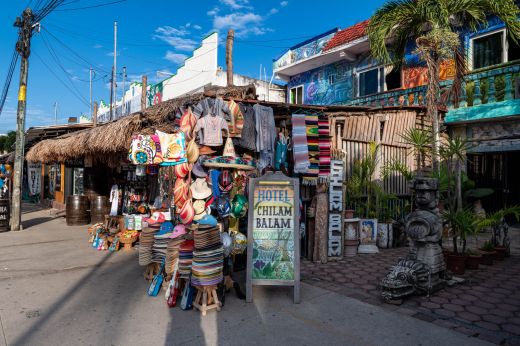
[411,177,438,210]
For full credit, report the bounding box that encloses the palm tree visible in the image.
[367,0,520,171]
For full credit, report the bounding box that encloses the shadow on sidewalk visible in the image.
[21,217,54,229]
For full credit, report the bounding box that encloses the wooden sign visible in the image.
[246,171,300,304]
[328,160,344,258]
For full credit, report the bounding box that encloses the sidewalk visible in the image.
[0,206,490,346]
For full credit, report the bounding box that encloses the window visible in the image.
[471,29,520,70]
[328,74,335,85]
[290,85,303,104]
[357,66,401,97]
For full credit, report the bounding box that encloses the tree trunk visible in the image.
[456,159,462,211]
[426,52,441,173]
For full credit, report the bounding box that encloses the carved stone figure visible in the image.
[380,259,430,302]
[381,177,446,303]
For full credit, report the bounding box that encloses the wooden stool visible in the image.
[193,285,221,316]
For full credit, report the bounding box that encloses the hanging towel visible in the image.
[318,117,331,182]
[291,114,310,173]
[304,113,319,185]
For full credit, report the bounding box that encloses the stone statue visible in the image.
[381,177,446,303]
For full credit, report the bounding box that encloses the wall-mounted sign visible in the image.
[246,171,300,304]
[328,160,344,258]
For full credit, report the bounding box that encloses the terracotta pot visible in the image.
[448,254,467,275]
[344,209,355,219]
[494,246,506,261]
[479,250,495,265]
[466,255,481,270]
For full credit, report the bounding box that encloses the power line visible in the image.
[0,48,19,116]
[55,0,126,11]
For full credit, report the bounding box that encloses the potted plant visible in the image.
[479,241,496,265]
[465,249,481,270]
[442,208,475,275]
[475,206,520,260]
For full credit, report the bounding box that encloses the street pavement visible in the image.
[0,205,490,346]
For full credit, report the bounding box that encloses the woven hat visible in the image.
[193,199,210,221]
[203,138,256,170]
[186,139,199,164]
[179,199,194,225]
[218,170,233,193]
[180,108,197,141]
[190,178,212,200]
[174,162,191,179]
[199,146,216,155]
[174,179,189,209]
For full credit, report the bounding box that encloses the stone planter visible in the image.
[377,223,393,249]
[344,239,359,257]
[466,255,481,270]
[448,254,467,275]
[479,250,495,265]
[494,246,506,261]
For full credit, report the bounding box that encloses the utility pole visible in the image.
[141,75,147,111]
[122,66,126,115]
[110,21,117,120]
[89,67,93,121]
[226,29,234,86]
[93,101,98,127]
[54,101,57,125]
[11,8,35,231]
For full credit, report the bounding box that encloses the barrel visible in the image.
[66,195,90,226]
[90,195,109,224]
[0,199,10,232]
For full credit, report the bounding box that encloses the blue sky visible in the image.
[0,0,386,131]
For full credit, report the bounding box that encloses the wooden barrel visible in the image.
[90,195,109,224]
[66,195,90,226]
[0,199,9,232]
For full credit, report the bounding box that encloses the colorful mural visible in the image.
[403,60,456,89]
[147,82,163,107]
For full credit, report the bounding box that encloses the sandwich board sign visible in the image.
[246,171,300,304]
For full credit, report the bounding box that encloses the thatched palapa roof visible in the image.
[26,85,257,165]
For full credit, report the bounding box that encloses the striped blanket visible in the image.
[304,114,319,185]
[291,114,310,173]
[318,117,331,181]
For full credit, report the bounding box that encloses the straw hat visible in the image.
[199,146,216,156]
[193,199,210,221]
[203,138,256,171]
[174,162,192,179]
[174,178,189,209]
[180,108,197,141]
[190,178,212,200]
[186,139,199,164]
[179,199,194,225]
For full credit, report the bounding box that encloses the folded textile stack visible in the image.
[191,226,224,286]
[179,240,194,279]
[139,226,157,266]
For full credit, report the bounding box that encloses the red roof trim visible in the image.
[323,20,369,52]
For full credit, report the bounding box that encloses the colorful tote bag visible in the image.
[128,134,163,165]
[156,130,188,166]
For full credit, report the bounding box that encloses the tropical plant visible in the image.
[475,206,520,248]
[367,0,520,172]
[440,136,473,211]
[442,208,476,255]
[400,128,431,172]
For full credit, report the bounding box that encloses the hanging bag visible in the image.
[148,259,165,297]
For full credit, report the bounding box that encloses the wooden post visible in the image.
[141,75,147,111]
[226,29,234,87]
[93,102,98,127]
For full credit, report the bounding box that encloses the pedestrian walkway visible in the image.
[0,206,489,346]
[302,245,520,345]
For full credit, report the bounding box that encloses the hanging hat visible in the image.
[193,199,210,221]
[186,139,199,164]
[174,162,191,178]
[231,232,247,255]
[174,178,189,209]
[221,232,233,257]
[231,194,248,218]
[199,146,216,156]
[180,108,197,141]
[192,159,208,178]
[217,195,231,218]
[179,199,194,224]
[203,138,256,170]
[222,137,235,157]
[218,170,234,193]
[190,178,212,200]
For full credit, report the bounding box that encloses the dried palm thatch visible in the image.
[26,84,256,164]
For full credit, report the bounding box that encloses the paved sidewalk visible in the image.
[302,245,520,345]
[0,206,489,346]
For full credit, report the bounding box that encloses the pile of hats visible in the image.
[191,178,213,222]
[179,239,194,279]
[191,225,224,286]
[152,221,173,263]
[165,225,187,275]
[139,225,158,265]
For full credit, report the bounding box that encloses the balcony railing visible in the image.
[347,62,520,118]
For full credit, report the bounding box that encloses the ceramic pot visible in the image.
[448,254,466,275]
[344,209,355,219]
[466,255,481,270]
[494,246,506,261]
[479,250,495,265]
[344,239,359,257]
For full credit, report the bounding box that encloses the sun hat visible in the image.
[199,146,216,156]
[179,199,195,225]
[192,159,208,178]
[231,194,248,218]
[186,138,199,164]
[193,200,210,221]
[218,170,233,193]
[174,178,189,209]
[180,108,197,141]
[202,137,256,170]
[174,162,191,179]
[190,178,212,200]
[221,232,232,257]
[169,224,187,239]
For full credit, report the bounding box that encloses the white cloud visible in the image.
[153,25,197,51]
[193,24,202,30]
[280,1,288,6]
[106,51,120,57]
[93,44,103,49]
[219,0,251,9]
[164,51,187,64]
[207,7,219,16]
[269,8,278,15]
[212,12,266,38]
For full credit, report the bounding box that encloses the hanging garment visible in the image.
[156,130,188,166]
[292,114,310,173]
[128,134,163,165]
[254,104,276,171]
[227,99,244,137]
[233,103,256,150]
[275,133,288,170]
[312,184,328,264]
[304,113,320,185]
[194,115,229,146]
[110,184,119,216]
[318,118,331,182]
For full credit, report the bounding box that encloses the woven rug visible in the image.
[292,114,310,173]
[318,117,331,182]
[304,113,319,185]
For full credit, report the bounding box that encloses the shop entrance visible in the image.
[467,151,520,212]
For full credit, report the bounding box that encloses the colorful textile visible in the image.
[304,114,320,185]
[128,134,162,165]
[292,114,310,173]
[233,103,256,150]
[318,118,331,181]
[227,99,244,137]
[156,130,187,166]
[195,115,229,146]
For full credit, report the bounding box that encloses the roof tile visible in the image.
[323,20,369,52]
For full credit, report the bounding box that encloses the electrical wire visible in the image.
[54,0,126,11]
[35,0,65,22]
[0,49,19,116]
